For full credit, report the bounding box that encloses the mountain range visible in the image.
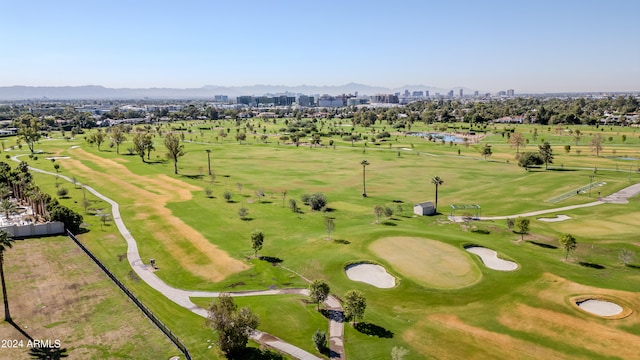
[0,83,478,101]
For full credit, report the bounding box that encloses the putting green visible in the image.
[370,237,481,289]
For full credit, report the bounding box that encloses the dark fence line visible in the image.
[66,230,192,360]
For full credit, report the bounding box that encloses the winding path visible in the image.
[449,183,640,222]
[16,155,345,360]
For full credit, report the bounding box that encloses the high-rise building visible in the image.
[459,89,463,97]
[507,89,515,96]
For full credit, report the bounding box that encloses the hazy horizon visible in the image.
[2,0,639,93]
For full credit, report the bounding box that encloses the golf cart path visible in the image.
[450,183,640,222]
[18,156,344,360]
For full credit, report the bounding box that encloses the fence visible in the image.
[545,182,606,203]
[66,230,192,360]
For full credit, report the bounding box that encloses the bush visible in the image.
[309,193,327,211]
[48,204,83,233]
[301,194,311,205]
[56,187,69,197]
[312,329,327,352]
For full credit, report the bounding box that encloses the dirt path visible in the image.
[19,154,345,360]
[449,183,640,222]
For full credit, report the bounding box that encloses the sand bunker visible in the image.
[577,299,623,317]
[538,215,571,222]
[466,247,518,271]
[345,263,395,288]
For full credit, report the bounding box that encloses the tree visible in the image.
[132,132,153,163]
[288,199,299,213]
[480,144,492,159]
[558,233,577,260]
[87,129,106,151]
[573,129,582,145]
[509,132,525,154]
[206,149,212,176]
[164,133,185,174]
[250,230,263,256]
[374,205,384,224]
[0,199,17,220]
[0,230,16,321]
[223,191,233,202]
[564,145,571,154]
[28,345,69,359]
[618,249,635,266]
[538,142,554,170]
[238,206,249,220]
[309,193,327,211]
[312,329,327,353]
[590,134,603,157]
[360,160,370,197]
[431,176,444,212]
[344,289,366,325]
[47,203,83,233]
[517,152,544,170]
[324,216,335,241]
[15,114,42,154]
[514,217,529,241]
[206,294,259,358]
[391,346,410,360]
[111,125,127,154]
[308,279,330,310]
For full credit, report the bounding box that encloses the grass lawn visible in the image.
[5,119,640,359]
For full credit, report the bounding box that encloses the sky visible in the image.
[1,0,639,93]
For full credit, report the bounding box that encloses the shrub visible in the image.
[56,187,69,197]
[301,194,311,205]
[309,193,327,211]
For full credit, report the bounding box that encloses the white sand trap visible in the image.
[577,299,623,316]
[46,156,71,160]
[400,147,413,151]
[345,263,395,288]
[538,214,571,222]
[466,247,518,271]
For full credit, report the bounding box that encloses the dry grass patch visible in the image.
[0,237,178,359]
[404,313,566,360]
[370,237,481,289]
[64,147,247,282]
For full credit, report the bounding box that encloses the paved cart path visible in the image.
[18,155,345,360]
[449,183,640,222]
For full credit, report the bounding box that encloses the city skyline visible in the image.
[2,0,639,93]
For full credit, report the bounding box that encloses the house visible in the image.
[414,202,436,216]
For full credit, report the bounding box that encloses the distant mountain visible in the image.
[0,83,480,100]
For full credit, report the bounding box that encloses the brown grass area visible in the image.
[0,237,177,359]
[404,314,567,360]
[499,304,640,358]
[65,148,247,282]
[370,237,480,288]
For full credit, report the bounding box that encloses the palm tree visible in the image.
[206,149,212,176]
[0,199,17,221]
[361,160,370,197]
[28,345,69,359]
[431,176,444,212]
[0,230,16,321]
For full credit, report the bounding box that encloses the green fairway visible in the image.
[10,119,640,359]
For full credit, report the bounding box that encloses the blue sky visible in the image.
[2,0,639,92]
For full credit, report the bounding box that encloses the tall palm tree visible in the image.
[431,176,444,212]
[360,160,370,197]
[0,230,16,321]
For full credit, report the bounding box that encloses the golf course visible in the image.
[2,118,639,359]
